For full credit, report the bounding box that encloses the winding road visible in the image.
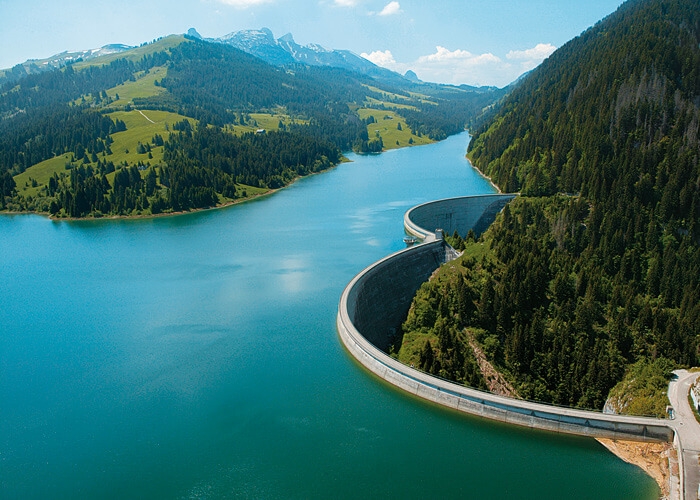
[669,370,700,500]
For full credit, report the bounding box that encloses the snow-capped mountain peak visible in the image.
[207,27,403,83]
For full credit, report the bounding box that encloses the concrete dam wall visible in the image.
[404,194,517,240]
[347,240,448,352]
[337,195,674,443]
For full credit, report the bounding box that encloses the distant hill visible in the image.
[400,0,700,413]
[0,44,133,84]
[1,27,410,88]
[0,32,503,218]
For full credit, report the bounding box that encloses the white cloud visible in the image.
[505,43,556,74]
[215,0,274,7]
[416,46,500,64]
[411,46,504,86]
[362,43,557,87]
[361,49,396,66]
[333,0,358,6]
[378,1,401,16]
[507,43,556,61]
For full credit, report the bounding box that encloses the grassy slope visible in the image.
[359,84,439,150]
[71,35,187,69]
[357,108,432,150]
[107,109,184,165]
[105,66,168,107]
[397,235,495,369]
[14,106,269,209]
[15,61,183,196]
[224,112,310,135]
[14,155,71,198]
[363,85,438,106]
[396,330,438,366]
[14,109,191,197]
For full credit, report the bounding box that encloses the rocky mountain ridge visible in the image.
[192,27,407,84]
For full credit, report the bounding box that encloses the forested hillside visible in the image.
[400,0,700,415]
[0,35,500,217]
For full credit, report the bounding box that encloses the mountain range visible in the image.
[1,27,416,88]
[0,44,134,82]
[0,25,502,218]
[198,27,408,85]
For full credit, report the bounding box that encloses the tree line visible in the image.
[42,125,340,217]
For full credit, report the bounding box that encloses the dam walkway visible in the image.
[337,194,698,500]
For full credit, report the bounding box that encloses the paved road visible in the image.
[668,370,700,500]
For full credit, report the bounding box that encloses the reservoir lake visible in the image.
[1,132,658,498]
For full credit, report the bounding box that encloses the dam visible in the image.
[338,193,700,498]
[337,193,678,447]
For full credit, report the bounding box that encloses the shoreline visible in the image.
[465,153,502,194]
[2,160,345,222]
[2,131,449,222]
[0,188,277,222]
[2,132,448,222]
[597,438,675,499]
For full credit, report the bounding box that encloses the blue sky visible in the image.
[0,0,623,87]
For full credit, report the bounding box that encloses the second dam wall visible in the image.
[404,194,517,240]
[348,240,447,352]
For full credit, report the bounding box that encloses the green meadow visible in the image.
[105,66,168,107]
[395,329,438,366]
[106,109,190,166]
[357,108,432,150]
[14,110,192,197]
[363,85,438,106]
[363,96,417,110]
[14,154,73,198]
[224,112,310,135]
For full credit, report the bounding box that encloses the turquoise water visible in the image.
[1,133,658,499]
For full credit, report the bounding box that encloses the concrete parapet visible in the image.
[338,194,675,444]
[338,299,674,442]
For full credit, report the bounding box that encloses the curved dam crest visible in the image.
[337,194,675,444]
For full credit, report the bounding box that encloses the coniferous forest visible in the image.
[400,0,700,415]
[0,36,500,217]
